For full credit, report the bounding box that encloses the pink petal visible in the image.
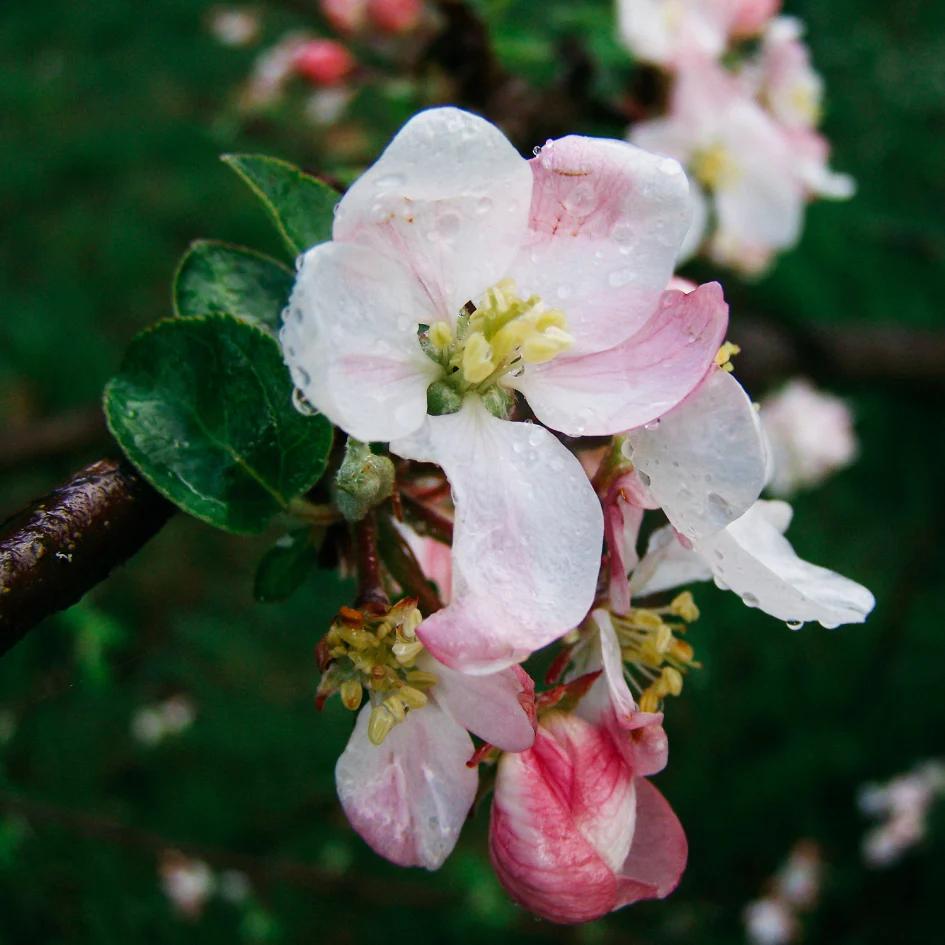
[332,107,531,320]
[505,135,691,356]
[489,721,626,924]
[395,521,453,602]
[615,778,688,905]
[630,524,713,598]
[512,281,728,436]
[603,471,659,614]
[628,366,768,542]
[335,702,477,870]
[393,400,603,674]
[431,660,536,752]
[283,241,439,442]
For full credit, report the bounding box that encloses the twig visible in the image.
[376,513,444,616]
[0,459,173,657]
[352,512,389,612]
[399,490,454,545]
[0,790,448,906]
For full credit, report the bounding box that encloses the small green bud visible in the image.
[333,440,395,522]
[426,380,464,416]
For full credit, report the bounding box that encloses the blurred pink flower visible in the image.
[292,39,355,86]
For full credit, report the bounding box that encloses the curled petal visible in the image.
[513,282,728,436]
[393,399,603,673]
[431,660,536,752]
[628,366,768,542]
[489,718,631,924]
[506,136,692,355]
[283,242,438,442]
[629,524,713,598]
[615,778,688,906]
[333,107,532,320]
[695,500,875,627]
[335,701,477,870]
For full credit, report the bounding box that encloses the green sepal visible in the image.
[104,313,333,534]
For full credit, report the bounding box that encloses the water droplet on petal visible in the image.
[742,592,759,607]
[375,173,405,190]
[608,268,636,288]
[786,619,804,631]
[643,419,660,431]
[476,196,493,215]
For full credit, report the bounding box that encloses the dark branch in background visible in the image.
[0,459,173,657]
[0,405,107,472]
[0,790,448,906]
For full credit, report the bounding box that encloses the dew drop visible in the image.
[786,619,804,631]
[643,418,660,431]
[556,284,573,300]
[375,173,405,190]
[611,221,635,244]
[637,471,651,486]
[608,268,636,288]
[476,196,493,215]
[742,592,759,607]
[292,387,319,416]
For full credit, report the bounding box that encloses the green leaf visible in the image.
[174,240,293,330]
[254,528,321,603]
[222,153,339,257]
[105,314,333,534]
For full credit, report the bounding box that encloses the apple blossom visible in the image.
[617,0,781,68]
[489,706,686,923]
[760,378,858,496]
[292,39,355,87]
[283,106,730,673]
[321,599,536,869]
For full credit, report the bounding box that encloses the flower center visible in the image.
[692,143,738,190]
[421,279,574,414]
[316,599,438,745]
[608,592,701,712]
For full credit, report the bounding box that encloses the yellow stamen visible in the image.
[715,341,741,373]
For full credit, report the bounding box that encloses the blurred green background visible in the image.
[1,0,943,942]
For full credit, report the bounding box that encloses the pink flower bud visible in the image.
[292,39,355,87]
[489,711,686,924]
[368,0,422,35]
[321,0,369,34]
[731,0,782,38]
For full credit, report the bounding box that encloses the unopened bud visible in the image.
[333,439,396,522]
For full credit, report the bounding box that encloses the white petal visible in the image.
[332,107,532,320]
[282,241,439,442]
[393,399,603,673]
[629,524,713,598]
[628,368,768,542]
[695,500,875,627]
[505,136,692,355]
[335,702,477,870]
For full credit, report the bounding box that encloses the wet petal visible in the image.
[615,778,688,906]
[695,500,875,627]
[335,701,477,870]
[283,241,439,442]
[512,282,728,436]
[629,524,713,598]
[393,399,603,673]
[506,136,691,355]
[628,366,768,542]
[333,107,532,319]
[431,660,536,752]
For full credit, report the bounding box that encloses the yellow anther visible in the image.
[398,606,422,637]
[522,325,575,364]
[339,679,363,711]
[461,331,496,384]
[714,341,741,373]
[660,667,684,697]
[405,670,438,688]
[670,591,700,623]
[631,609,664,632]
[392,639,424,664]
[429,321,453,352]
[367,704,396,745]
[670,638,695,663]
[384,694,407,722]
[639,688,661,713]
[535,308,567,332]
[337,626,372,650]
[397,686,429,709]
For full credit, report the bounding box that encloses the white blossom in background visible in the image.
[208,6,261,48]
[131,695,196,747]
[858,761,945,867]
[760,378,858,496]
[743,840,821,945]
[159,851,215,920]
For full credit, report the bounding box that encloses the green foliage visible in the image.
[254,529,321,603]
[174,241,293,331]
[104,314,332,534]
[221,154,339,257]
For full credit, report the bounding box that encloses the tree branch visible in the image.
[0,459,173,657]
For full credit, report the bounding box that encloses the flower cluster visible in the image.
[621,0,852,273]
[282,107,874,923]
